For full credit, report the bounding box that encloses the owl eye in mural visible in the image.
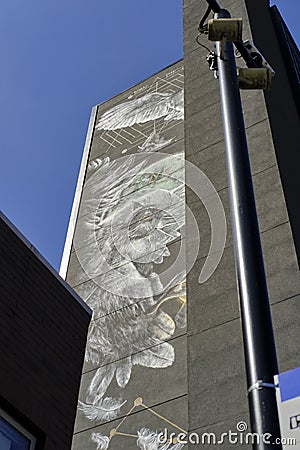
[95,90,184,131]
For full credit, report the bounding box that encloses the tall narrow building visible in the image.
[61,0,300,448]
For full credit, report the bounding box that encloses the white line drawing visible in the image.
[74,149,226,440]
[95,65,184,153]
[72,63,226,448]
[137,131,174,153]
[90,398,187,450]
[75,153,187,426]
[95,90,184,132]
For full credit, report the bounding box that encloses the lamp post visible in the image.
[204,1,282,447]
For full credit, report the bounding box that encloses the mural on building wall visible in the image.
[72,64,188,449]
[91,397,187,450]
[71,63,226,449]
[95,89,184,131]
[93,66,184,157]
[75,151,186,418]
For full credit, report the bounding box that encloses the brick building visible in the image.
[0,212,92,449]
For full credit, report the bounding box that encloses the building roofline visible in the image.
[92,58,184,108]
[59,59,184,280]
[0,210,92,316]
[59,105,98,280]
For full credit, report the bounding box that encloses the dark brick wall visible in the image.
[0,214,91,450]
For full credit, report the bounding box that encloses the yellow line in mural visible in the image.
[131,125,148,138]
[114,404,137,432]
[117,133,133,144]
[106,132,123,145]
[141,402,187,434]
[122,129,136,139]
[106,398,187,449]
[115,431,138,438]
[100,134,117,148]
[155,76,183,90]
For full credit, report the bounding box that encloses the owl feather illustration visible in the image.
[74,154,187,433]
[96,90,184,131]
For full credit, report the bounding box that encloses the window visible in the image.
[0,410,36,450]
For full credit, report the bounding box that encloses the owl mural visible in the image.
[72,78,188,450]
[70,62,227,449]
[75,153,187,420]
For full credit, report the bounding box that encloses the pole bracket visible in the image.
[248,380,277,395]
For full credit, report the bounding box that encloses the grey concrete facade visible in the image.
[62,0,300,448]
[184,0,300,447]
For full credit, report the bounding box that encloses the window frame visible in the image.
[0,408,36,450]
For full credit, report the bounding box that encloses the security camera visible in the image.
[243,39,275,75]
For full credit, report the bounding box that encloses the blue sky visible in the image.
[0,0,299,271]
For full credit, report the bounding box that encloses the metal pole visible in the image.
[212,7,282,448]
